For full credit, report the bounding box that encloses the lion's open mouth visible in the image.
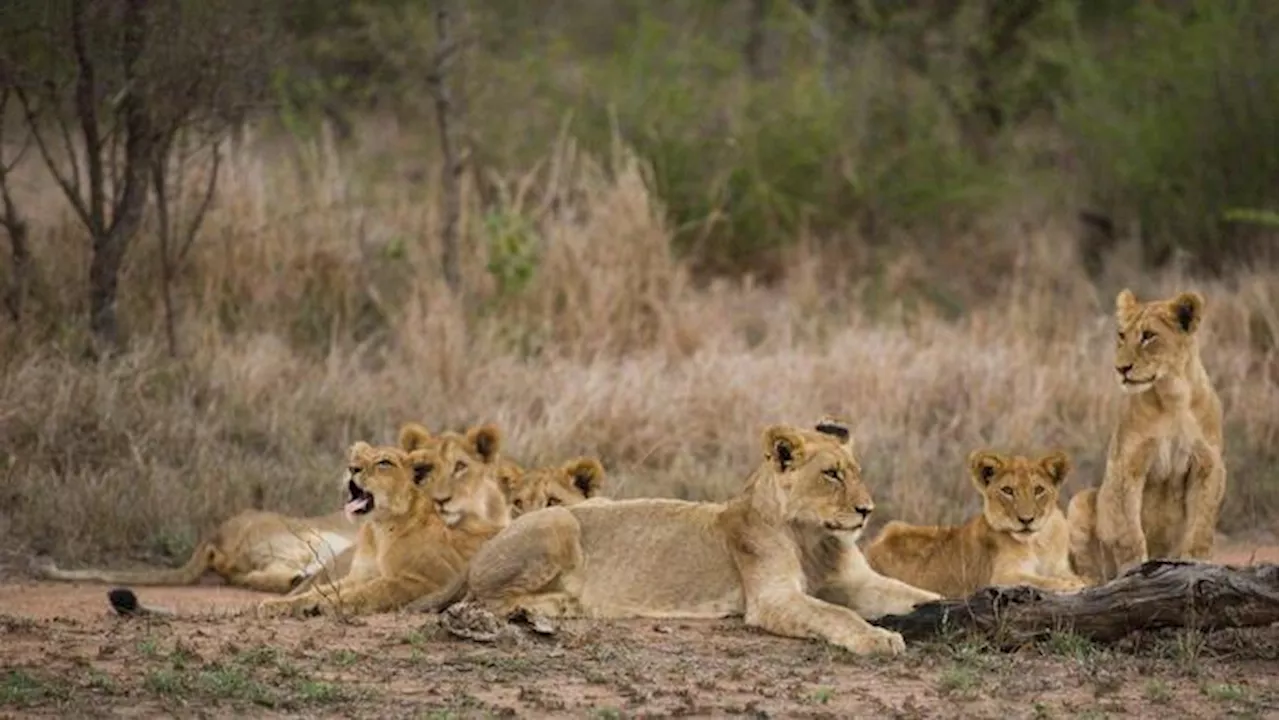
[1120,375,1155,386]
[345,480,374,518]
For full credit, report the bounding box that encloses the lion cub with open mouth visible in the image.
[864,450,1087,598]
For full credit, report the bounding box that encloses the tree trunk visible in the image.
[88,0,154,354]
[2,213,29,328]
[874,560,1279,645]
[428,2,465,295]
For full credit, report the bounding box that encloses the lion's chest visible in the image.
[1144,411,1200,486]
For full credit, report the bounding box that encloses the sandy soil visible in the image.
[0,540,1275,718]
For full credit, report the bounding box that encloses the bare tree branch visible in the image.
[178,143,220,264]
[13,87,95,231]
[70,0,105,235]
[0,88,33,327]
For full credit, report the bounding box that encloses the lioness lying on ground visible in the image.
[1067,289,1227,583]
[504,456,607,517]
[864,450,1087,597]
[255,427,512,618]
[35,503,362,595]
[410,421,940,656]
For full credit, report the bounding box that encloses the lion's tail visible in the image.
[405,572,469,614]
[38,541,214,587]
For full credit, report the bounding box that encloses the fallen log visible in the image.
[873,559,1279,644]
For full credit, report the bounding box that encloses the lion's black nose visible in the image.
[1116,363,1133,376]
[854,505,873,519]
[1018,516,1034,526]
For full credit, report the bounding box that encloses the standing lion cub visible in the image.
[411,421,940,656]
[1067,289,1226,582]
[864,450,1086,597]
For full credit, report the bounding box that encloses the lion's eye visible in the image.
[513,499,524,509]
[823,468,843,484]
[1033,486,1046,497]
[1140,329,1156,344]
[1000,486,1015,497]
[375,459,394,469]
[347,466,360,475]
[546,497,561,507]
[454,460,467,473]
[1117,330,1125,342]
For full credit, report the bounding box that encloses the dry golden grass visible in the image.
[1,128,1275,563]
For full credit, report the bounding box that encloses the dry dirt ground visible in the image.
[0,541,1276,719]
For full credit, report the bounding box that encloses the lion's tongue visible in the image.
[344,496,370,520]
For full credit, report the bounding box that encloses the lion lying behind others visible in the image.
[864,450,1087,598]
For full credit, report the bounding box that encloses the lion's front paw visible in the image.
[842,628,906,656]
[256,598,313,619]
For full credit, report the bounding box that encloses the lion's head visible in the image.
[1113,289,1205,395]
[413,426,510,529]
[759,421,874,539]
[343,442,429,522]
[968,449,1069,541]
[505,457,606,517]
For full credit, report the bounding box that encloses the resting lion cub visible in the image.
[412,421,940,656]
[255,428,512,617]
[1067,289,1226,582]
[504,456,607,517]
[864,450,1086,597]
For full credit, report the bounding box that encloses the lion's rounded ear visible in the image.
[1039,451,1071,486]
[398,423,433,453]
[497,461,524,493]
[762,425,806,472]
[1168,291,1204,334]
[565,457,606,497]
[347,441,373,461]
[1115,289,1138,319]
[967,450,1004,488]
[466,424,502,464]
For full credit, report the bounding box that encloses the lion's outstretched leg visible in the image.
[1176,442,1227,560]
[257,575,427,618]
[820,547,941,620]
[286,547,356,597]
[466,507,584,617]
[236,565,308,595]
[739,553,904,656]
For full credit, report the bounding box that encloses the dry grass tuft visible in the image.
[0,127,1275,562]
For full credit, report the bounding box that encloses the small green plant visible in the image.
[1202,683,1249,703]
[0,671,67,708]
[810,686,834,705]
[1144,679,1172,704]
[937,664,981,696]
[1043,630,1098,661]
[483,209,540,298]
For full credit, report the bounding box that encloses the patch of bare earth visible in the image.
[0,543,1275,718]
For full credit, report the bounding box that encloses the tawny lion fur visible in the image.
[35,505,362,594]
[1067,289,1226,583]
[285,417,535,591]
[255,426,512,618]
[864,450,1087,598]
[503,456,607,517]
[411,421,940,656]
